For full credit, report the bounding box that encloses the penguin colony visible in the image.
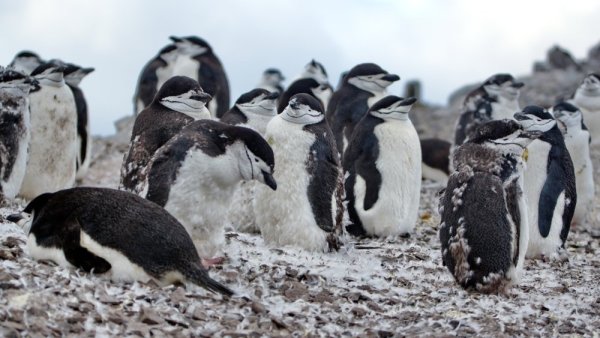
[1,36,598,298]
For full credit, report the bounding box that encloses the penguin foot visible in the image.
[201,256,225,269]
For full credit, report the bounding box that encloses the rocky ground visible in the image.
[2,43,600,337]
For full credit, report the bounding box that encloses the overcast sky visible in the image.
[2,0,600,135]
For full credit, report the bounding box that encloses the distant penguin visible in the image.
[143,120,276,261]
[220,88,279,134]
[420,138,451,184]
[343,96,420,237]
[326,63,400,153]
[220,89,279,233]
[277,78,333,113]
[133,44,179,114]
[59,63,95,180]
[439,120,541,292]
[7,187,233,296]
[257,68,285,94]
[553,102,594,226]
[19,64,78,200]
[255,94,343,252]
[515,106,576,258]
[0,69,33,201]
[120,76,212,194]
[297,59,329,84]
[9,51,44,75]
[568,74,600,144]
[453,74,524,146]
[170,36,230,118]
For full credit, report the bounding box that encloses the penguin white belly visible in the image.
[421,162,448,185]
[172,56,200,80]
[20,86,78,199]
[1,99,31,199]
[156,64,176,91]
[355,121,422,236]
[581,109,600,145]
[80,231,153,282]
[523,140,565,258]
[228,181,259,233]
[27,233,70,268]
[564,132,594,224]
[255,118,328,251]
[163,150,239,258]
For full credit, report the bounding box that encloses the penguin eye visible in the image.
[255,158,259,163]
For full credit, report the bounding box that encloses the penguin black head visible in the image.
[301,59,328,84]
[10,50,44,75]
[278,78,331,113]
[553,102,584,130]
[514,106,557,133]
[30,63,65,87]
[369,95,417,121]
[281,93,324,124]
[154,76,212,117]
[263,68,285,84]
[170,36,212,56]
[157,44,179,63]
[61,63,94,87]
[468,119,542,153]
[229,125,277,190]
[7,192,54,234]
[235,88,279,116]
[345,63,400,93]
[578,73,600,95]
[481,73,524,101]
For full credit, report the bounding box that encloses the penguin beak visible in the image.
[382,74,400,82]
[400,97,417,106]
[190,92,212,103]
[266,91,280,100]
[513,113,528,121]
[81,67,95,75]
[262,171,277,191]
[7,213,23,223]
[169,36,183,43]
[511,81,525,89]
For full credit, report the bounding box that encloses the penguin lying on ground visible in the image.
[7,187,233,296]
[553,102,594,226]
[343,96,420,237]
[255,93,343,252]
[453,74,524,146]
[326,63,400,153]
[568,73,600,144]
[439,119,542,293]
[120,76,211,194]
[143,120,277,265]
[515,106,576,258]
[0,68,33,201]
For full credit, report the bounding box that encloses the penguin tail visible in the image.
[185,264,234,298]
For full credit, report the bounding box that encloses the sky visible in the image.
[2,0,600,135]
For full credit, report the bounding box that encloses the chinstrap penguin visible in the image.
[120,76,212,194]
[9,51,44,75]
[440,120,541,292]
[133,44,179,115]
[7,187,233,296]
[553,102,594,226]
[170,36,230,118]
[515,106,576,258]
[257,68,285,94]
[220,89,279,233]
[143,120,276,261]
[277,78,333,113]
[420,138,451,184]
[326,63,400,153]
[19,64,78,200]
[0,68,33,201]
[568,73,600,145]
[343,96,420,237]
[453,74,524,146]
[297,59,329,85]
[255,93,343,252]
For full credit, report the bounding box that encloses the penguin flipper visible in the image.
[62,216,112,274]
[538,160,567,238]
